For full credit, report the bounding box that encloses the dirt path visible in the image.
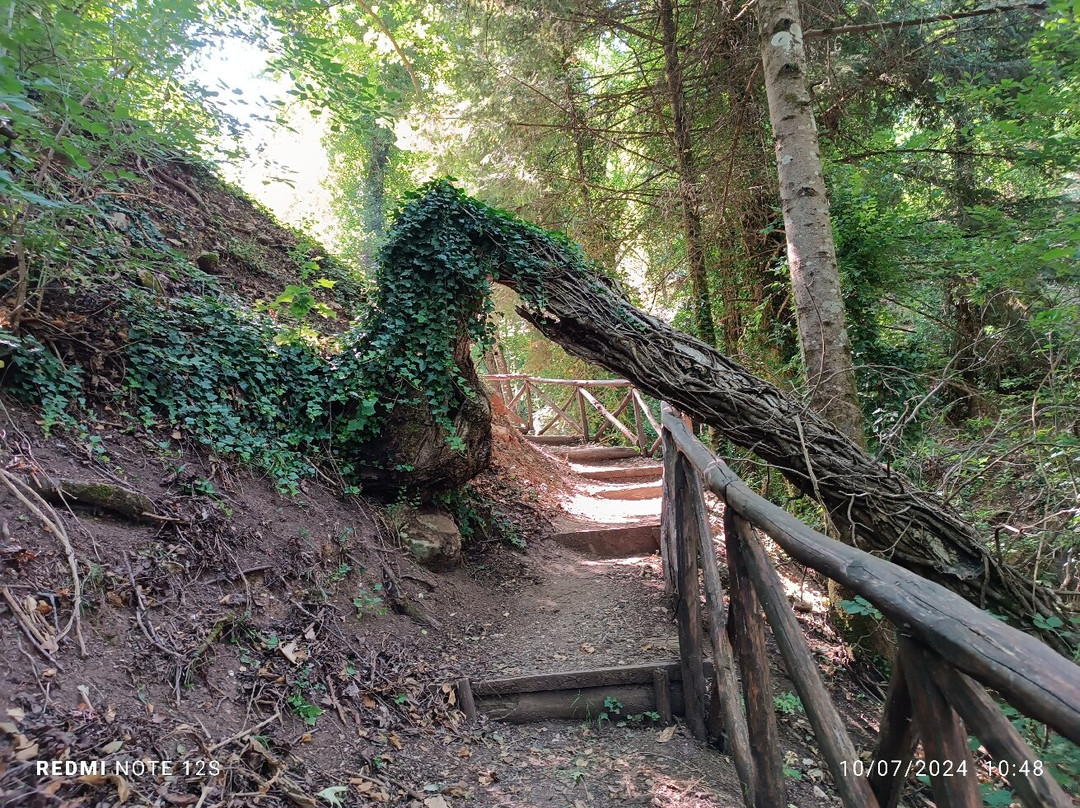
[402,448,832,807]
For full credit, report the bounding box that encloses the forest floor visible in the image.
[0,395,897,808]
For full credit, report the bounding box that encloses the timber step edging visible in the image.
[550,522,661,557]
[546,445,643,461]
[469,660,716,724]
[573,464,663,483]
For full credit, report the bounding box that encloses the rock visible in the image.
[400,507,462,571]
[196,251,221,273]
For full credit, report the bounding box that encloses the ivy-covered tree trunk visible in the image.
[756,0,864,447]
[362,125,394,240]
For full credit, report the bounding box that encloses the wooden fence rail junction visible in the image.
[482,374,660,455]
[659,402,1079,808]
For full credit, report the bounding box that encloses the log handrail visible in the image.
[660,403,1077,808]
[483,373,634,387]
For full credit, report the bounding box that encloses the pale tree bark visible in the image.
[658,0,717,348]
[756,0,865,447]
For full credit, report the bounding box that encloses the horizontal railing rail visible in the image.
[660,403,1078,808]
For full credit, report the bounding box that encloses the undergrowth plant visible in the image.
[434,484,526,550]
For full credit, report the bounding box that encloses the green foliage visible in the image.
[287,664,325,726]
[353,585,387,618]
[773,691,804,716]
[368,179,593,444]
[999,705,1080,794]
[434,483,526,550]
[121,291,376,491]
[0,331,84,435]
[838,596,883,621]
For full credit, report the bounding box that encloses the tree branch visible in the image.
[803,2,1047,39]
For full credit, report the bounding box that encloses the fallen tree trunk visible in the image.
[382,182,1067,651]
[468,206,1069,651]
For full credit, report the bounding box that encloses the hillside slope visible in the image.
[0,157,550,807]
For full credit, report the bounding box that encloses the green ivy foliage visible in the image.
[363,179,588,445]
[3,179,595,493]
[121,292,375,490]
[0,332,85,436]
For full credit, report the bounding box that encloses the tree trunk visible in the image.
[755,0,888,653]
[756,0,864,446]
[658,0,716,348]
[362,125,394,240]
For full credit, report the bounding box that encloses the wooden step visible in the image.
[594,483,662,501]
[470,660,715,724]
[574,464,663,484]
[547,445,641,461]
[524,434,584,446]
[550,522,661,557]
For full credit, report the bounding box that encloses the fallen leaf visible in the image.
[315,785,347,806]
[388,733,402,750]
[424,797,449,808]
[279,641,307,665]
[14,740,39,761]
[101,740,123,754]
[77,773,131,803]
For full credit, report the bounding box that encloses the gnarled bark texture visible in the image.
[484,238,1067,652]
[356,333,492,498]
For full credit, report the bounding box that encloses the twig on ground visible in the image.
[2,585,63,669]
[206,710,281,753]
[0,468,87,655]
[123,555,185,702]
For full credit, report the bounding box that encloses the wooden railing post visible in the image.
[899,637,981,808]
[725,508,787,807]
[576,386,589,441]
[660,428,678,596]
[677,444,755,806]
[523,379,534,434]
[660,404,1080,808]
[869,659,918,808]
[734,515,879,808]
[632,392,646,453]
[672,452,708,741]
[925,656,1072,808]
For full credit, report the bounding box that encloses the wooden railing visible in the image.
[483,374,660,455]
[660,403,1079,808]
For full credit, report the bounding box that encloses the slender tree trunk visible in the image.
[756,0,864,446]
[658,0,716,348]
[756,2,887,655]
[362,125,394,240]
